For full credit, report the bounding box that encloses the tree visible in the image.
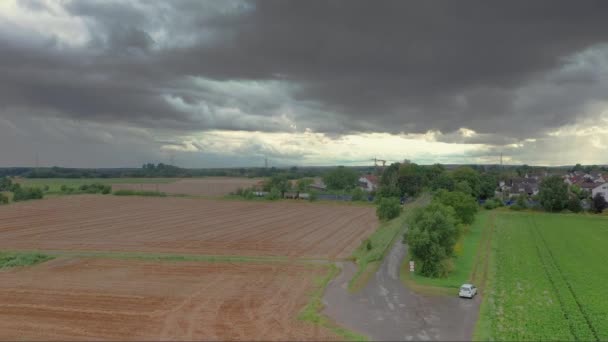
[376,197,402,221]
[323,166,358,191]
[452,167,481,198]
[539,175,569,212]
[431,172,455,192]
[379,163,400,196]
[591,193,608,213]
[567,196,582,213]
[510,194,527,211]
[479,173,498,199]
[0,177,13,192]
[397,163,425,197]
[433,190,478,225]
[264,174,291,196]
[454,181,473,197]
[405,203,459,277]
[296,178,313,192]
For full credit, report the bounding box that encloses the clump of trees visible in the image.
[406,203,460,277]
[323,166,358,191]
[12,185,44,202]
[376,197,402,221]
[433,190,478,224]
[538,175,569,212]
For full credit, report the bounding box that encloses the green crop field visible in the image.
[18,178,177,193]
[476,211,608,341]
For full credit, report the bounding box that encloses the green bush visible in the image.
[0,193,8,205]
[567,196,582,213]
[79,183,112,194]
[266,187,281,200]
[308,190,318,202]
[484,198,503,210]
[113,190,167,197]
[0,177,13,192]
[351,187,366,201]
[376,197,402,221]
[13,186,44,202]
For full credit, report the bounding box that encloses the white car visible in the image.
[459,284,477,298]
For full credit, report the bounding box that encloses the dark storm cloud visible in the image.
[3,0,608,143]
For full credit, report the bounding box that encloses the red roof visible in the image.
[362,174,379,185]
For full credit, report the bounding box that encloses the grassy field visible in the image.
[475,211,608,341]
[348,194,430,290]
[0,252,53,269]
[19,178,177,193]
[401,210,492,295]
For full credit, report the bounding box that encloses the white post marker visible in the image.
[409,260,415,272]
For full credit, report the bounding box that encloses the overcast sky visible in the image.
[2,0,608,168]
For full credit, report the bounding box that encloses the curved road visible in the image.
[323,239,480,341]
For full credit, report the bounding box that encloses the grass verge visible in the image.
[348,194,430,291]
[0,251,54,269]
[299,264,368,341]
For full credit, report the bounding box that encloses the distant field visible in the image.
[0,195,378,259]
[111,177,263,197]
[0,258,337,341]
[18,178,177,193]
[476,211,608,341]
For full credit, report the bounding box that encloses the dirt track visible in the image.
[0,258,337,341]
[111,177,263,196]
[323,239,480,341]
[0,195,378,259]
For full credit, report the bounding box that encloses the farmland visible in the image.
[18,178,177,193]
[0,195,378,259]
[0,258,338,341]
[476,211,608,341]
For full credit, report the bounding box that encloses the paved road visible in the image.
[323,239,480,341]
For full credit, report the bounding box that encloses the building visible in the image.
[592,183,608,199]
[359,175,379,192]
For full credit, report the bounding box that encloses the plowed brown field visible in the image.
[111,177,263,196]
[0,258,337,341]
[0,195,377,259]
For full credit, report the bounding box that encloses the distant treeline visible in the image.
[0,164,373,179]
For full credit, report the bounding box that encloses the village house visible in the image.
[359,174,379,192]
[592,183,608,199]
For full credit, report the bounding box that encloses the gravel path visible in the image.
[323,239,480,341]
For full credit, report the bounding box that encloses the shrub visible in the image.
[567,196,582,213]
[351,187,365,201]
[376,197,402,221]
[0,193,8,205]
[13,187,44,202]
[266,187,281,200]
[364,238,373,251]
[79,183,112,194]
[60,185,76,193]
[0,177,13,192]
[308,190,318,202]
[113,190,167,197]
[484,198,503,210]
